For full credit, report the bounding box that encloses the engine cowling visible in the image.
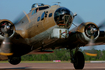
[69,22,100,44]
[0,19,15,40]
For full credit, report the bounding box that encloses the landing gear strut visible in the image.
[70,48,85,69]
[8,56,21,65]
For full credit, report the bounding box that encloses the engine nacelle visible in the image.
[0,19,15,40]
[69,22,100,44]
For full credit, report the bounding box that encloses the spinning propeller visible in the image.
[85,24,98,56]
[73,15,105,56]
[0,11,29,56]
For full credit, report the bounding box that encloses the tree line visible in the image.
[21,49,105,61]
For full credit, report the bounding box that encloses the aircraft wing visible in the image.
[62,22,105,49]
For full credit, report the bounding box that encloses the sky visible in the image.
[0,0,105,50]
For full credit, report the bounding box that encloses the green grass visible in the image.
[0,61,8,63]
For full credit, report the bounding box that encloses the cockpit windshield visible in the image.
[39,7,49,10]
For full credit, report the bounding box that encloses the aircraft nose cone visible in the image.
[54,7,73,28]
[54,7,71,16]
[60,8,69,14]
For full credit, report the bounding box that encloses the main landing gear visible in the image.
[8,56,21,65]
[70,48,85,69]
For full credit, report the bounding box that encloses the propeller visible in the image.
[0,11,29,56]
[73,15,99,56]
[85,20,105,56]
[85,25,98,56]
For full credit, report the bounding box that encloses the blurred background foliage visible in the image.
[21,49,105,61]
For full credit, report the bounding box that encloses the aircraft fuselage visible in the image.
[15,5,73,51]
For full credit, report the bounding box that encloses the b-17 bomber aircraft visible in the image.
[0,3,105,69]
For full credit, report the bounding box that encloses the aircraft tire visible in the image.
[73,51,85,69]
[8,56,21,65]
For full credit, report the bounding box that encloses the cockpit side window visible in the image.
[32,10,36,15]
[35,10,36,13]
[32,10,35,15]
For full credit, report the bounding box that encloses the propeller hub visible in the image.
[0,20,15,37]
[90,28,97,34]
[6,26,10,30]
[85,24,99,38]
[93,28,97,32]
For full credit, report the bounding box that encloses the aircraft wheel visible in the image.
[73,51,85,69]
[8,56,21,65]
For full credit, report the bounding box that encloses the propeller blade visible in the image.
[73,14,85,24]
[13,12,25,24]
[23,11,31,23]
[13,11,31,24]
[98,20,105,29]
[85,35,97,56]
[0,34,13,56]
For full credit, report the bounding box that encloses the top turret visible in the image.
[31,3,50,11]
